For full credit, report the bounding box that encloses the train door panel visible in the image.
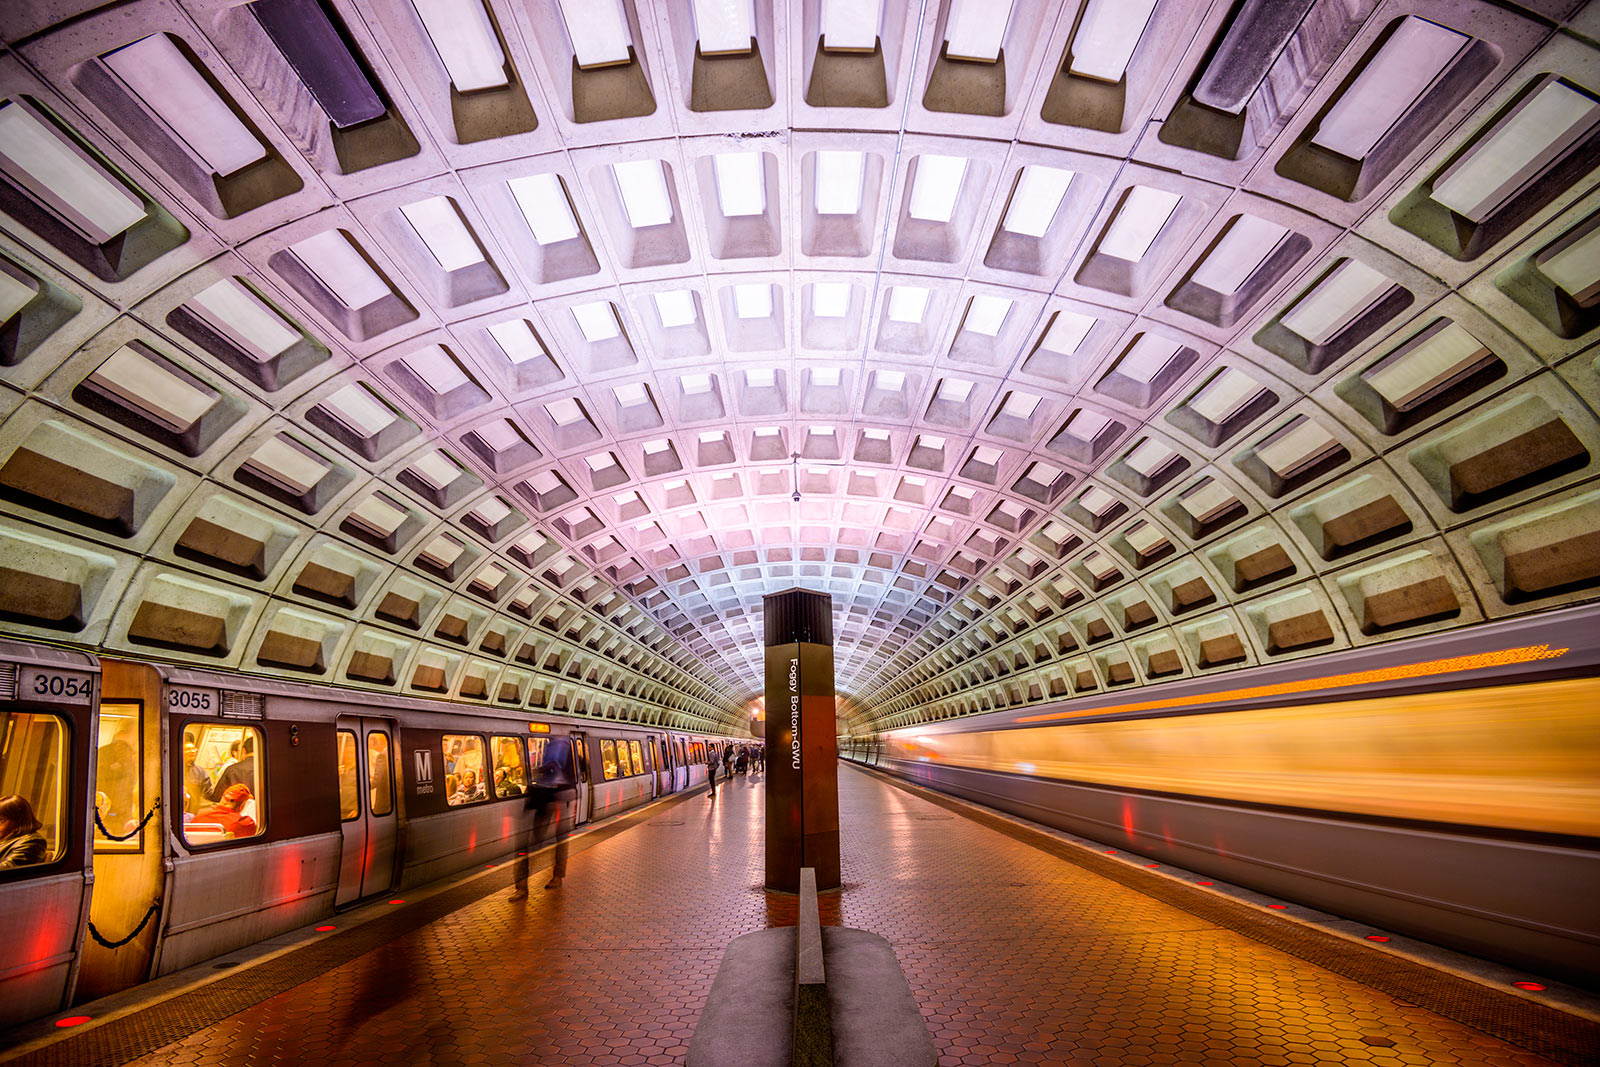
[362,725,397,898]
[0,645,98,1029]
[568,732,589,826]
[334,717,398,907]
[75,660,166,1003]
[648,734,665,797]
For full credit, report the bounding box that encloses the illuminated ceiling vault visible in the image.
[1,0,1598,736]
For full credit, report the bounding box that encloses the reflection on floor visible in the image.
[96,765,1563,1066]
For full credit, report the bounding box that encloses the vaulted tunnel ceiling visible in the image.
[1,0,1598,736]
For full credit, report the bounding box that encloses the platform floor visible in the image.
[6,764,1595,1067]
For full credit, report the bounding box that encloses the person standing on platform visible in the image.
[706,745,718,800]
[735,748,749,776]
[510,734,576,898]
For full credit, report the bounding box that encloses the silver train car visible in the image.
[843,603,1600,988]
[0,647,738,1029]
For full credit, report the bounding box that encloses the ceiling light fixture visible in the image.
[1069,0,1158,84]
[410,0,509,93]
[102,34,269,177]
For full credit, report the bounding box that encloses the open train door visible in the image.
[74,659,167,1003]
[334,717,398,908]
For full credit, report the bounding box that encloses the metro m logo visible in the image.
[414,749,435,795]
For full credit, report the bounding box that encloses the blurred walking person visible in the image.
[706,745,718,800]
[510,734,577,898]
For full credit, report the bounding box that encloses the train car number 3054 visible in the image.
[20,668,94,702]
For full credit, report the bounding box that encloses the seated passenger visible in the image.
[495,768,523,797]
[450,769,486,805]
[195,784,259,839]
[0,795,48,869]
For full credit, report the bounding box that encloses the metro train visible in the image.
[844,602,1600,988]
[0,642,738,1030]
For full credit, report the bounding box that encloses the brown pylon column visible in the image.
[763,588,840,893]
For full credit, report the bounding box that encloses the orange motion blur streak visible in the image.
[1014,645,1570,725]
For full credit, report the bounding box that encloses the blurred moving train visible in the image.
[0,643,735,1030]
[843,603,1600,988]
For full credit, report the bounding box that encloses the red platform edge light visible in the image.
[1103,849,1116,854]
[315,925,336,932]
[1268,904,1287,909]
[54,1016,90,1028]
[1196,881,1214,886]
[1145,863,1159,868]
[389,899,405,904]
[1366,935,1390,942]
[1513,981,1547,991]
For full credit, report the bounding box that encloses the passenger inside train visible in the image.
[207,735,257,801]
[191,785,258,841]
[0,794,48,870]
[337,734,361,821]
[450,769,487,806]
[367,734,392,814]
[444,735,489,805]
[1,711,65,869]
[182,741,209,816]
[491,736,525,796]
[95,722,138,835]
[182,723,265,845]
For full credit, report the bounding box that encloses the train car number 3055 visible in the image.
[167,686,217,712]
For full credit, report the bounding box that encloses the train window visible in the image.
[336,731,360,821]
[94,703,143,852]
[0,711,67,872]
[368,732,392,817]
[442,734,487,806]
[615,739,634,776]
[181,723,264,845]
[629,740,646,775]
[490,736,526,798]
[528,736,548,771]
[599,739,619,780]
